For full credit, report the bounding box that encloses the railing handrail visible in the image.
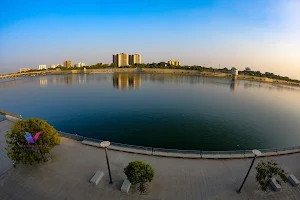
[0,109,22,119]
[58,131,300,155]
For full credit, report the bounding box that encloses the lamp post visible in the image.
[100,141,113,184]
[238,149,261,193]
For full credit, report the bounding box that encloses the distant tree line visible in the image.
[239,70,300,83]
[51,62,300,83]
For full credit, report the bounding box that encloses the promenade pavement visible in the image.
[0,120,299,200]
[0,120,13,177]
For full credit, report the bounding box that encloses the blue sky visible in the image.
[1,0,300,79]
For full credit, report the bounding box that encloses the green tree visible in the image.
[255,160,288,191]
[5,118,60,166]
[110,63,117,68]
[124,160,154,193]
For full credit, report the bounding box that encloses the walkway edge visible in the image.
[79,140,300,159]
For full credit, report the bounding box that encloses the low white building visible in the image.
[50,64,60,69]
[231,67,239,76]
[20,68,31,72]
[38,65,47,70]
[231,67,239,80]
[76,62,86,67]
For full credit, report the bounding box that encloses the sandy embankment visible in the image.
[49,68,300,87]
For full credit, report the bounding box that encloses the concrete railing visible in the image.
[0,109,22,120]
[58,131,300,159]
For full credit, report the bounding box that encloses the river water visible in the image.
[1,73,300,151]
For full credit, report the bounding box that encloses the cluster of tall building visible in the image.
[168,60,181,66]
[20,54,182,72]
[62,61,86,68]
[63,61,73,68]
[33,61,86,71]
[113,53,142,67]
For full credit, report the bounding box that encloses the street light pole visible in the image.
[238,149,261,193]
[104,147,113,184]
[100,141,113,184]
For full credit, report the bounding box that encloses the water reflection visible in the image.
[78,74,86,84]
[64,76,73,85]
[0,74,299,94]
[40,77,48,87]
[113,73,141,89]
[47,74,110,85]
[0,77,33,88]
[242,81,300,92]
[230,80,238,91]
[47,75,74,85]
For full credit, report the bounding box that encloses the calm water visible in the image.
[1,73,300,151]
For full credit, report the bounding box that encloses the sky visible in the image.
[0,0,300,79]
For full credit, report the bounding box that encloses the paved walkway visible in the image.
[0,120,13,176]
[0,120,299,200]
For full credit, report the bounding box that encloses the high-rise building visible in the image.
[113,53,129,67]
[168,60,181,66]
[129,54,142,65]
[38,65,47,70]
[63,61,73,68]
[75,62,86,67]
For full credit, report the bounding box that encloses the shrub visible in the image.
[5,118,60,166]
[124,160,154,193]
[255,160,288,190]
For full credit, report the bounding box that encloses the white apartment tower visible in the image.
[38,65,47,70]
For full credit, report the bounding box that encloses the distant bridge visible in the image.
[0,71,50,80]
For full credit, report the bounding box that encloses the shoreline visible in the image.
[1,68,300,88]
[1,111,300,159]
[48,68,300,88]
[1,119,300,159]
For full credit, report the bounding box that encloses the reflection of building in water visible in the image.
[113,73,141,89]
[230,80,238,91]
[40,78,48,87]
[48,75,74,85]
[78,74,87,84]
[133,74,141,88]
[64,76,73,85]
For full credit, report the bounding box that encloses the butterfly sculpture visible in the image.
[24,132,41,144]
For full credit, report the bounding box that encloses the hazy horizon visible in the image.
[1,0,299,79]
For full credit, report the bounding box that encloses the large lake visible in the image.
[1,73,300,151]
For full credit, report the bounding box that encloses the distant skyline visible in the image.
[0,0,299,79]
